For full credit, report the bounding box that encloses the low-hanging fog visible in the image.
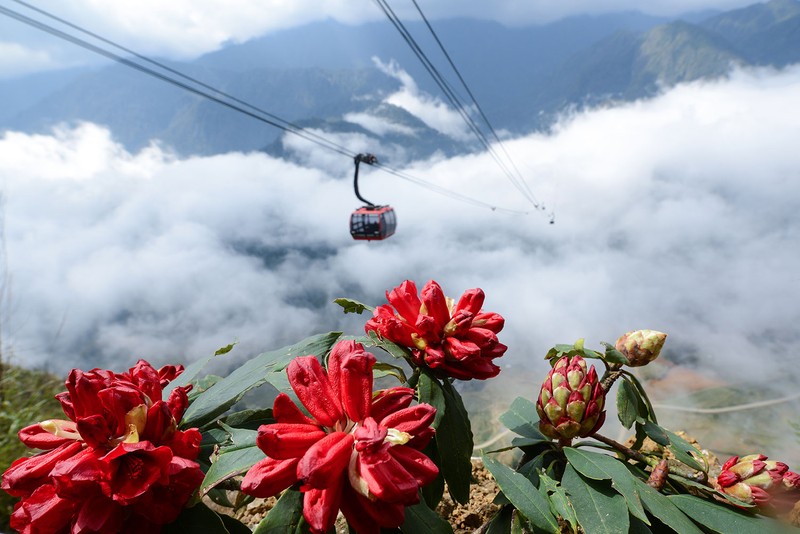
[1,65,799,460]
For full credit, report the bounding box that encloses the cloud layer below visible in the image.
[1,66,799,405]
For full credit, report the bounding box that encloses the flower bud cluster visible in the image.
[536,355,606,441]
[715,454,800,512]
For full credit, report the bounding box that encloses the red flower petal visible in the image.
[341,483,406,533]
[72,492,124,534]
[273,393,316,425]
[9,484,77,534]
[386,280,422,323]
[370,387,415,423]
[287,356,344,427]
[303,487,342,534]
[454,288,485,315]
[297,432,354,489]
[101,442,173,504]
[2,441,84,497]
[17,420,78,450]
[356,448,420,504]
[336,344,376,422]
[420,280,451,331]
[388,446,439,487]
[241,457,301,498]
[378,404,436,437]
[256,423,327,459]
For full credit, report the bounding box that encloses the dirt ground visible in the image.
[232,459,500,533]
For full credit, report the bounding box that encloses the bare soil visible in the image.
[231,460,500,533]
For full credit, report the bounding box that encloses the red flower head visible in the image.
[241,340,439,534]
[2,360,204,533]
[365,280,507,380]
[714,454,800,512]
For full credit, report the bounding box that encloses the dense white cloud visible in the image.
[0,0,768,77]
[2,64,799,459]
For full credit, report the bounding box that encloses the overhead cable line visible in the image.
[373,0,546,212]
[0,2,530,215]
[409,0,543,209]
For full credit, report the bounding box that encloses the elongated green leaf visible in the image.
[401,498,454,534]
[253,488,305,534]
[437,380,473,504]
[421,439,445,509]
[481,453,560,534]
[539,471,578,534]
[498,396,548,440]
[333,297,373,314]
[616,379,641,429]
[641,420,669,446]
[417,372,446,428]
[563,448,648,524]
[624,371,658,424]
[561,465,629,534]
[664,429,706,472]
[668,494,794,534]
[183,332,341,428]
[215,342,238,356]
[200,445,265,496]
[219,408,274,431]
[633,479,703,534]
[163,502,232,533]
[164,351,221,399]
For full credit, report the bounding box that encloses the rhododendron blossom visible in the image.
[241,340,439,534]
[365,280,507,380]
[1,360,204,534]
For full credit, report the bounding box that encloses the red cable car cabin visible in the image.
[350,205,397,241]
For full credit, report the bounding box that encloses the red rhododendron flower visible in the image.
[241,340,438,534]
[365,280,507,380]
[2,360,204,534]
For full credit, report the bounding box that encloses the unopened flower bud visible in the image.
[714,454,800,512]
[615,330,667,367]
[536,356,606,440]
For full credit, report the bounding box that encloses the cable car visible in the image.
[349,153,397,241]
[350,205,397,240]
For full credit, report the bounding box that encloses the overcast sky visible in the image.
[0,0,769,78]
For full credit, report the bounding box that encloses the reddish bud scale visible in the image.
[536,355,606,441]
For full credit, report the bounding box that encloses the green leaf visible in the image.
[183,332,341,428]
[539,471,578,534]
[215,342,238,356]
[623,371,658,424]
[668,494,792,534]
[641,421,669,446]
[561,465,630,534]
[333,297,373,314]
[219,408,274,431]
[664,430,706,472]
[417,372,446,429]
[163,502,233,534]
[481,453,560,534]
[420,439,445,509]
[616,379,641,429]
[436,380,474,504]
[633,479,704,534]
[401,498,454,534]
[641,422,705,472]
[563,448,648,525]
[372,361,408,384]
[199,445,265,496]
[600,342,629,365]
[253,488,305,534]
[498,396,548,440]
